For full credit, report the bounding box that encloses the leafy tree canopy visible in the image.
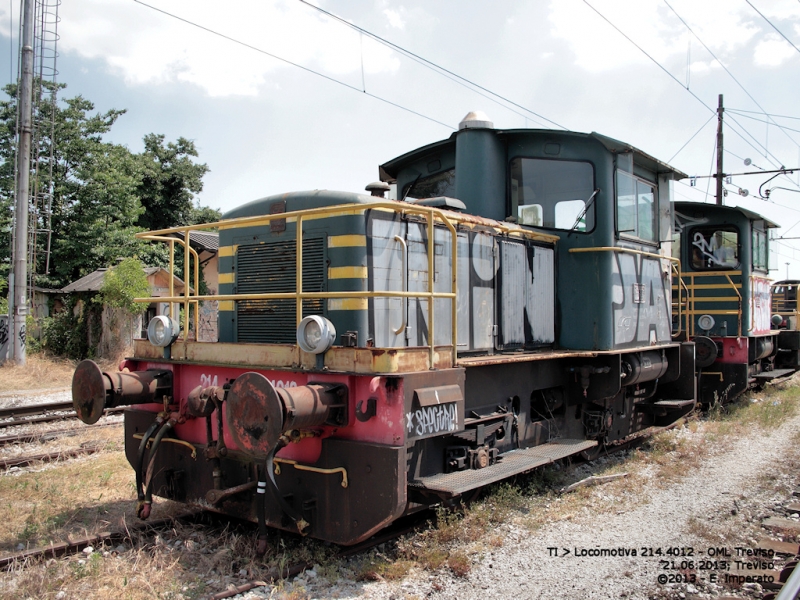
[137,133,210,232]
[0,81,214,289]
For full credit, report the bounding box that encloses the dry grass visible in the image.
[0,353,77,392]
[0,446,338,599]
[0,450,146,552]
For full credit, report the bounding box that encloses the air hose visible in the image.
[264,437,309,536]
[135,418,163,512]
[137,419,175,519]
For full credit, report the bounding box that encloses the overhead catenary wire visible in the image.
[726,110,800,136]
[131,0,455,131]
[295,0,567,130]
[728,108,800,122]
[663,0,800,149]
[668,113,715,162]
[745,0,800,56]
[582,0,799,191]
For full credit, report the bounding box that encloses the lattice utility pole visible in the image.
[10,0,34,365]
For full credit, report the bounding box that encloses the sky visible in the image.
[1,0,799,277]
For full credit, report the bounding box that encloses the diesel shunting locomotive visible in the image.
[71,112,798,547]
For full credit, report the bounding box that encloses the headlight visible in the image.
[697,314,715,332]
[296,315,336,354]
[147,315,180,348]
[772,314,785,328]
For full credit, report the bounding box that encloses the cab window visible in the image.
[402,169,456,200]
[752,227,768,271]
[616,171,656,243]
[689,226,739,270]
[509,158,595,231]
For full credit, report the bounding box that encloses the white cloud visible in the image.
[548,0,761,72]
[56,0,401,97]
[753,34,797,67]
[688,59,722,74]
[383,8,405,30]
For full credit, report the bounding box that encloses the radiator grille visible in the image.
[236,238,325,343]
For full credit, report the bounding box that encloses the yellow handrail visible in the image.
[136,200,543,368]
[675,271,743,337]
[567,246,684,338]
[138,235,201,353]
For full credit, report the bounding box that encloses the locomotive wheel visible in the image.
[695,336,719,369]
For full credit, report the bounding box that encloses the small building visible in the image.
[62,266,190,358]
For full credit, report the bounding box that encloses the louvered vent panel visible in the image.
[236,238,325,343]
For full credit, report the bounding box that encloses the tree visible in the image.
[187,204,222,226]
[0,81,142,287]
[0,81,213,290]
[137,134,209,232]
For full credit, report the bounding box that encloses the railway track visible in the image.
[0,401,124,431]
[723,491,800,600]
[0,422,121,448]
[209,510,434,600]
[0,513,202,571]
[0,444,104,470]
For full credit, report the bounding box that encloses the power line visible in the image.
[668,113,715,162]
[663,0,800,149]
[727,110,800,136]
[295,0,567,130]
[582,0,799,188]
[130,0,455,131]
[581,0,711,113]
[729,108,800,122]
[726,112,796,170]
[745,0,800,56]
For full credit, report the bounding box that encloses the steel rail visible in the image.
[0,513,201,570]
[0,422,121,447]
[0,400,73,419]
[0,406,125,431]
[0,445,102,470]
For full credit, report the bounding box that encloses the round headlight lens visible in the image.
[296,316,336,354]
[147,315,179,348]
[153,320,166,344]
[304,319,322,347]
[697,314,715,332]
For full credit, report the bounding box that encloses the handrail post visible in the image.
[427,209,435,369]
[450,219,458,366]
[194,237,200,339]
[184,228,191,355]
[296,215,304,326]
[724,273,742,337]
[168,240,175,320]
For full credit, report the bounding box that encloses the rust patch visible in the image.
[225,372,284,456]
[71,360,108,425]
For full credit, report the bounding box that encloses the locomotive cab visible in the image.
[673,202,795,401]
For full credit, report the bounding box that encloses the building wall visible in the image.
[199,252,219,342]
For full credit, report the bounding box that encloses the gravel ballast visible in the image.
[240,405,800,600]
